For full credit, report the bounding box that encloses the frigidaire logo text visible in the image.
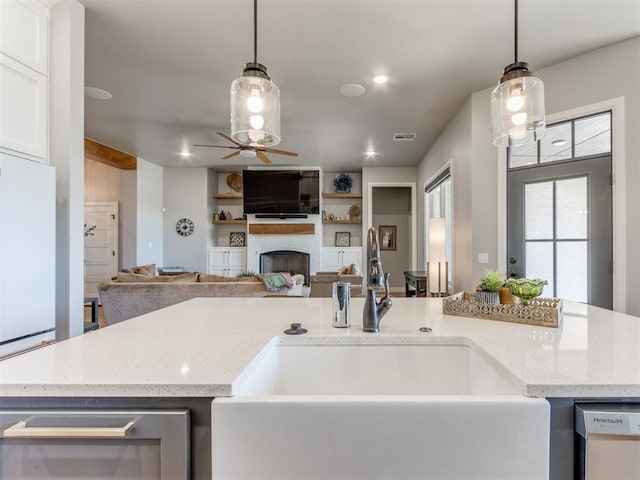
[593,417,623,424]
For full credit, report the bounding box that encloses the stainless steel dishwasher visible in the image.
[575,404,640,479]
[0,409,189,479]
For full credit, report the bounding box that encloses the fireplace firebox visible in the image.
[260,250,310,286]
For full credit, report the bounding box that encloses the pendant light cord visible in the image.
[253,0,258,63]
[514,0,518,63]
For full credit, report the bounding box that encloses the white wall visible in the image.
[121,170,137,268]
[136,158,163,266]
[418,36,640,314]
[50,0,85,340]
[163,167,209,272]
[207,169,218,250]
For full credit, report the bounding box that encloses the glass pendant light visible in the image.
[230,0,281,147]
[491,0,545,147]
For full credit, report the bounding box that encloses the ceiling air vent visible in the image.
[393,133,417,142]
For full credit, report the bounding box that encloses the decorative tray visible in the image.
[443,292,562,328]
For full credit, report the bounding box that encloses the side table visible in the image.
[84,297,99,331]
[404,271,428,297]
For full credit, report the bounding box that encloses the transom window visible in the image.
[508,111,611,169]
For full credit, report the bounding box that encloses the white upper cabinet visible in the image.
[0,0,49,74]
[0,54,47,159]
[0,0,49,161]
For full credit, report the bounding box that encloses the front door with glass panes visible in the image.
[507,112,612,309]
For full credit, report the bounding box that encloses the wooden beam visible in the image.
[249,223,315,235]
[84,138,137,170]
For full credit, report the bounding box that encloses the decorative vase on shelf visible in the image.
[333,174,353,193]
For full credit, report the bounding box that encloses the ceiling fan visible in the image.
[194,133,298,165]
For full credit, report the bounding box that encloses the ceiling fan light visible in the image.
[239,149,257,158]
[231,64,281,147]
[491,71,545,147]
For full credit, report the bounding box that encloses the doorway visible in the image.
[506,112,613,309]
[367,183,417,291]
[84,202,119,299]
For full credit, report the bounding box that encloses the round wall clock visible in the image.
[176,218,194,236]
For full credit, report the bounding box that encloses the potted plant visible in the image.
[475,268,505,304]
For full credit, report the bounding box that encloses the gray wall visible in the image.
[372,187,412,289]
[163,167,209,272]
[417,36,640,314]
[417,97,473,293]
[537,37,639,315]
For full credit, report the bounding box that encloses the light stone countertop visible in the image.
[0,297,638,398]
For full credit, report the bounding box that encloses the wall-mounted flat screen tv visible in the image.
[242,170,320,215]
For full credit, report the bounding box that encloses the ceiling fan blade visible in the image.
[259,146,299,157]
[217,132,241,146]
[193,144,237,149]
[256,151,272,164]
[221,151,241,160]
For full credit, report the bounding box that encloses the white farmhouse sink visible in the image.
[232,343,520,395]
[212,343,550,480]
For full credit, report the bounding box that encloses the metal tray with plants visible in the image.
[444,277,562,328]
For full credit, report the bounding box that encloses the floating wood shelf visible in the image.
[322,192,362,199]
[212,220,246,225]
[323,219,362,224]
[249,223,315,235]
[211,193,242,199]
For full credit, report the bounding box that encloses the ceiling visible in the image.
[81,0,640,172]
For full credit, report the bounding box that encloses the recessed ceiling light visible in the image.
[551,139,568,146]
[339,84,365,97]
[373,74,389,84]
[365,150,376,156]
[179,151,191,158]
[84,86,112,100]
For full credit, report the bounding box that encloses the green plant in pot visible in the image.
[505,277,548,305]
[475,268,505,304]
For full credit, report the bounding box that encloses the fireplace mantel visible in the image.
[248,223,315,235]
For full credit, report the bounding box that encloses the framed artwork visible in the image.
[335,231,351,247]
[229,231,246,247]
[379,225,396,251]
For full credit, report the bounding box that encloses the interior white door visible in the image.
[84,202,118,299]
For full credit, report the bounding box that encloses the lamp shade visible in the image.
[428,217,447,294]
[491,62,545,147]
[230,62,281,147]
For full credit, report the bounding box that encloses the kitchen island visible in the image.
[1,297,639,478]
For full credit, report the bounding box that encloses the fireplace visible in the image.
[260,250,310,286]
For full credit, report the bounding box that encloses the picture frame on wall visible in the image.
[335,231,351,247]
[229,231,246,247]
[379,225,396,251]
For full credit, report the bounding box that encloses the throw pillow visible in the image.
[131,263,158,276]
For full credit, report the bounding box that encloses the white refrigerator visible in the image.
[0,153,56,357]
